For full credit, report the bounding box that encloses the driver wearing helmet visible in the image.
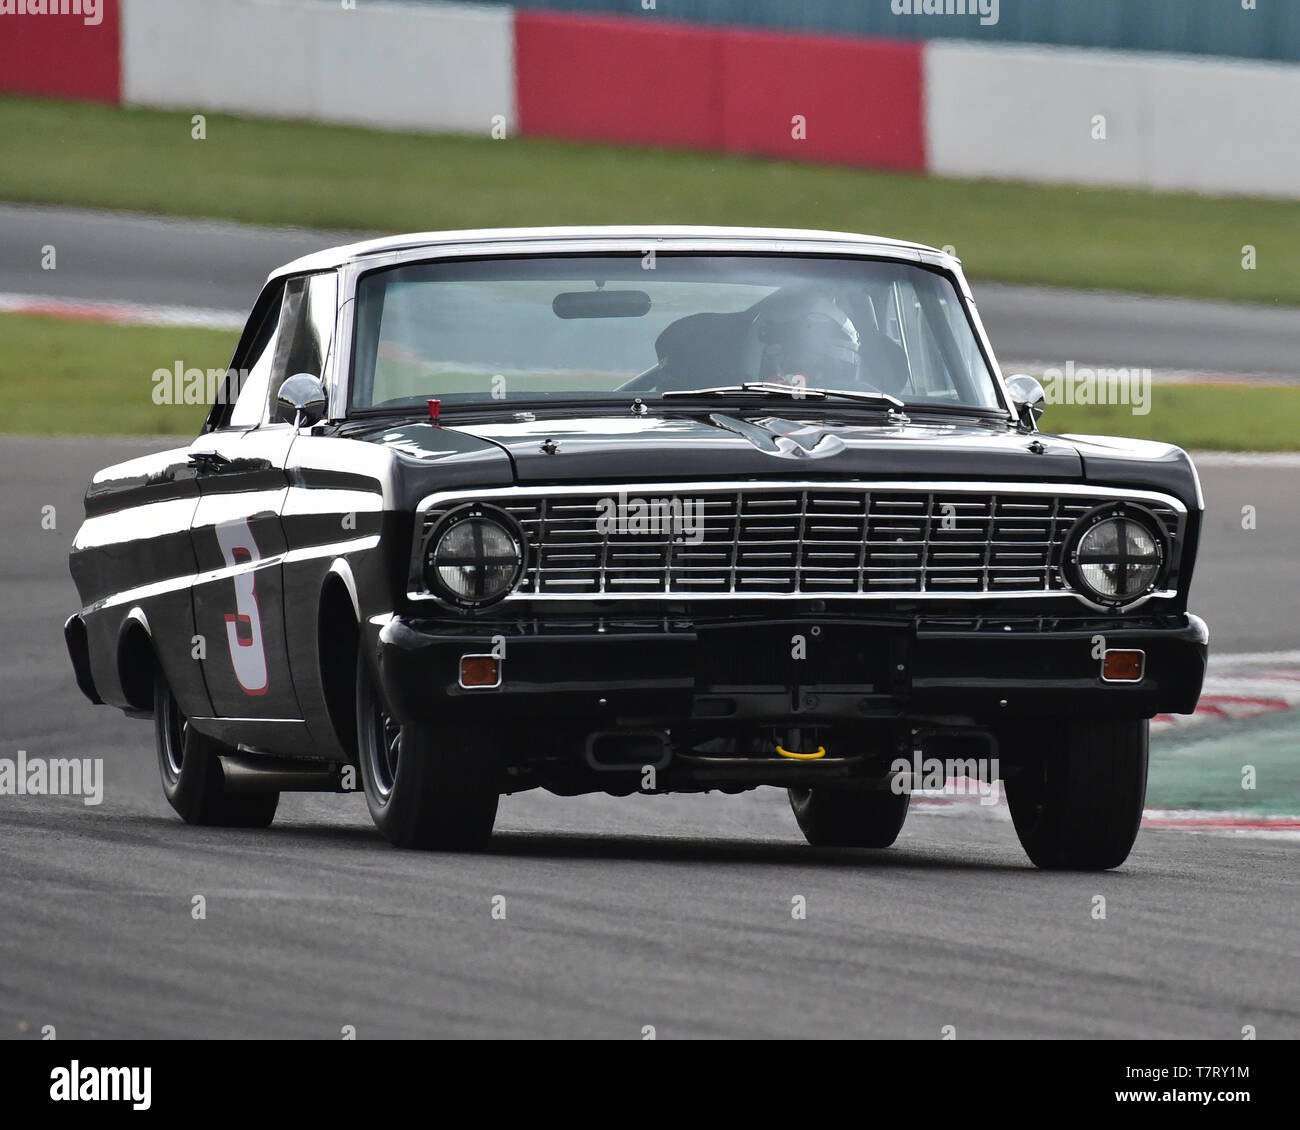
[742,288,863,389]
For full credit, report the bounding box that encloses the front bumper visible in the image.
[374,611,1208,727]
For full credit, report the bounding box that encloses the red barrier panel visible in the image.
[516,11,722,149]
[515,10,925,171]
[719,27,924,170]
[0,0,121,103]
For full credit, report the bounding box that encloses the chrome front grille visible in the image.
[413,483,1184,602]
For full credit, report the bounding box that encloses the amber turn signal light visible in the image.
[1101,649,1144,682]
[458,655,501,689]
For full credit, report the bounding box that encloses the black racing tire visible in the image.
[154,673,279,828]
[788,784,910,848]
[355,652,499,850]
[1004,717,1149,871]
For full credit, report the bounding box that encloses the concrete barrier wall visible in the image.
[926,41,1300,198]
[121,0,514,134]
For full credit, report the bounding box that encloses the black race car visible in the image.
[65,227,1207,868]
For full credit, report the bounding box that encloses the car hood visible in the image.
[451,412,1084,484]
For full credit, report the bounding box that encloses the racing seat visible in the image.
[652,311,749,389]
[635,308,914,397]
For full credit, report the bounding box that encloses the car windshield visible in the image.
[349,254,1002,413]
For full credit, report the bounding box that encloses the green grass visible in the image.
[0,313,237,435]
[1044,386,1300,452]
[5,311,1298,446]
[3,96,1299,304]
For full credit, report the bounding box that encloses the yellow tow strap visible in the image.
[775,745,826,760]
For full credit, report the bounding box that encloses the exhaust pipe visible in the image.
[584,730,671,772]
[219,751,343,793]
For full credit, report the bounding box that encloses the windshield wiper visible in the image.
[661,382,905,409]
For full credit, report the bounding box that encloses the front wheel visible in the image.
[788,784,910,848]
[1003,717,1149,870]
[154,673,279,827]
[355,653,499,850]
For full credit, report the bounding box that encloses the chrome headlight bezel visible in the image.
[422,504,526,609]
[1063,502,1169,610]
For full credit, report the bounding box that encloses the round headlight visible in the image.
[1067,505,1166,607]
[424,506,524,607]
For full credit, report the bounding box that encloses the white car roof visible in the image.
[268,225,954,280]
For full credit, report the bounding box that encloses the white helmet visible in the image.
[742,289,861,387]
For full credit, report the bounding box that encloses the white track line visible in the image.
[1001,358,1298,387]
[1186,452,1300,467]
[0,291,245,330]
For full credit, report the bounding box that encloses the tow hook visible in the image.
[776,744,826,760]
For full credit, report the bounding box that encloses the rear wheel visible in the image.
[788,784,910,848]
[355,653,499,850]
[154,673,279,827]
[1003,717,1148,870]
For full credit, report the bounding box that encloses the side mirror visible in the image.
[1005,374,1046,431]
[275,373,328,428]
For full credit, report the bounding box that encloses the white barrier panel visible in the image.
[926,41,1300,198]
[123,0,515,135]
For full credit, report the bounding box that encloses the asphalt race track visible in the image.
[3,203,1300,378]
[0,435,1296,1039]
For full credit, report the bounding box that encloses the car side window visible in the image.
[228,308,283,428]
[895,280,961,400]
[268,272,338,412]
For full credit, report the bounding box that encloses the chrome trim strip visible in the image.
[413,480,1188,514]
[412,588,1180,605]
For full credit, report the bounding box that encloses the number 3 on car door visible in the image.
[215,518,268,696]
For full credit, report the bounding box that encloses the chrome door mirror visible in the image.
[1006,374,1046,431]
[275,373,328,428]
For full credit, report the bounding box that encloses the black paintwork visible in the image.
[458,413,1086,483]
